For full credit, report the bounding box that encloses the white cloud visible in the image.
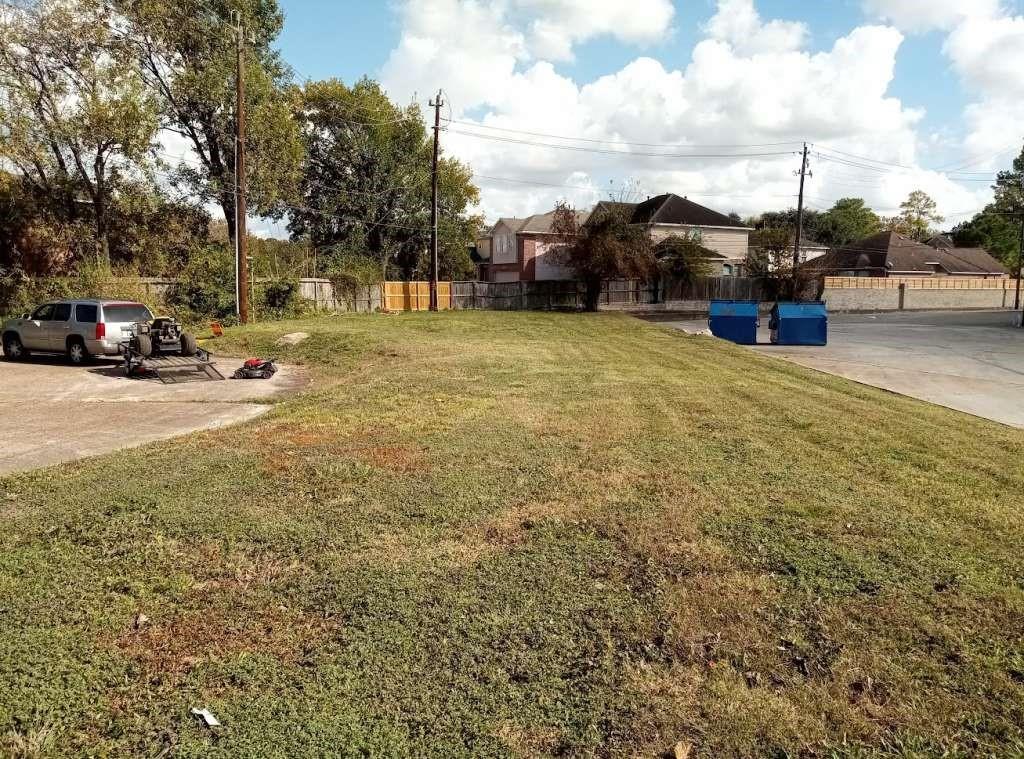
[520,0,675,60]
[381,0,673,105]
[381,0,527,112]
[381,0,993,225]
[861,0,1001,32]
[705,0,808,54]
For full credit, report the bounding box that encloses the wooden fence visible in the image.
[382,281,453,311]
[380,277,762,312]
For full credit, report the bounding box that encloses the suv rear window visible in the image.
[102,304,152,323]
[76,304,98,323]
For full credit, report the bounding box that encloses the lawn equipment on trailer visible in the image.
[121,317,223,382]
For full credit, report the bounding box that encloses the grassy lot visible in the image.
[1,311,1023,758]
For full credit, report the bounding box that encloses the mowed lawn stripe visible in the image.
[1,311,1022,758]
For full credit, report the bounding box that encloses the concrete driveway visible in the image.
[662,310,1024,430]
[0,356,309,477]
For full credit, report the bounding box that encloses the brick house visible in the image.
[596,194,753,276]
[478,210,587,283]
[477,194,751,282]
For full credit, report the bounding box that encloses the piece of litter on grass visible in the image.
[190,707,221,727]
[133,613,150,629]
[674,740,693,759]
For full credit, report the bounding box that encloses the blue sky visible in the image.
[271,0,1024,225]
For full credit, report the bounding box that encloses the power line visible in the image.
[448,129,798,159]
[443,119,803,149]
[470,171,804,201]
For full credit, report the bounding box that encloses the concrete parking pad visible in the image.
[661,310,1024,430]
[0,356,310,476]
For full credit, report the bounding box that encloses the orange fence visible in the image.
[824,276,1015,290]
[382,281,453,311]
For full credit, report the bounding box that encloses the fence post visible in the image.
[519,280,525,310]
[898,282,906,311]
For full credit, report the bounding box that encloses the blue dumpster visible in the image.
[708,300,759,345]
[770,302,828,345]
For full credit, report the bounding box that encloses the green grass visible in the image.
[1,311,1023,758]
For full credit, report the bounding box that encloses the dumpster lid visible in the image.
[773,301,827,318]
[709,299,759,317]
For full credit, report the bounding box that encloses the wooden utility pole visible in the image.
[1016,215,1023,316]
[792,142,810,299]
[1015,177,1023,319]
[428,89,444,312]
[234,12,250,324]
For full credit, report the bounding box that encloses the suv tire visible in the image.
[66,337,89,365]
[2,333,27,360]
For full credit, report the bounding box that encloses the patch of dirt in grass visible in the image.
[252,421,431,476]
[1,722,56,759]
[473,499,582,548]
[189,544,306,593]
[348,531,493,569]
[492,719,566,757]
[350,444,428,474]
[113,605,332,679]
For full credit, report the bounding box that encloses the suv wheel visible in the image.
[67,338,89,365]
[2,333,26,360]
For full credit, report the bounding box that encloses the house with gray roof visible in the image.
[477,194,751,282]
[808,231,1007,278]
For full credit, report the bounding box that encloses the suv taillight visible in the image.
[95,322,106,340]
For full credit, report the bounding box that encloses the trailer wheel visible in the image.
[179,332,198,357]
[136,334,153,357]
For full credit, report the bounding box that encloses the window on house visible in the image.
[722,264,734,276]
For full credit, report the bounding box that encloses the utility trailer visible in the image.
[121,316,224,383]
[123,346,225,383]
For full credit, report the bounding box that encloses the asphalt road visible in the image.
[0,355,309,477]
[665,310,1024,430]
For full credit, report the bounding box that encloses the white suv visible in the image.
[2,299,154,364]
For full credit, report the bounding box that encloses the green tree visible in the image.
[654,233,713,284]
[953,144,1024,272]
[898,190,944,241]
[117,0,302,241]
[288,78,479,282]
[952,212,1018,264]
[750,208,822,241]
[0,0,160,265]
[551,202,654,311]
[814,198,882,247]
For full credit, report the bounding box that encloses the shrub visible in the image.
[256,278,308,319]
[166,246,237,323]
[0,263,165,320]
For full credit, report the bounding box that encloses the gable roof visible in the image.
[807,231,1007,275]
[631,194,748,228]
[518,209,589,235]
[493,217,526,234]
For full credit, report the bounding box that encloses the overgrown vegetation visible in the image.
[1,312,1021,756]
[0,0,480,320]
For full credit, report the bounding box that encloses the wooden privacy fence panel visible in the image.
[383,281,452,311]
[824,276,1015,290]
[662,276,763,302]
[383,277,767,311]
